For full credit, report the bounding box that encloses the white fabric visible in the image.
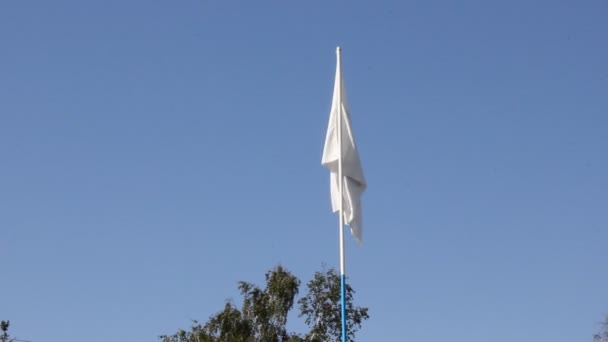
[321,49,366,244]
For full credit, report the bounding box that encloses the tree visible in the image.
[0,321,21,342]
[299,268,368,342]
[160,265,369,342]
[594,316,608,342]
[0,321,9,342]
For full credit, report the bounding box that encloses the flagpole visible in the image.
[336,46,348,342]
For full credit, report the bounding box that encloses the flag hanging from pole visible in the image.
[321,48,366,244]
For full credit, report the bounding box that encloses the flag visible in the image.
[321,48,366,243]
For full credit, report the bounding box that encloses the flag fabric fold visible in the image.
[321,49,366,244]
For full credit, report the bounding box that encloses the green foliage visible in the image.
[0,321,8,335]
[1,321,11,342]
[239,266,300,341]
[594,316,608,342]
[160,265,369,342]
[298,267,369,342]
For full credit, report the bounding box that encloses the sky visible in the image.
[1,0,607,341]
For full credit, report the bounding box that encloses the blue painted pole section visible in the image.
[341,273,347,342]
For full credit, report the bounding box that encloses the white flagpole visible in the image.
[336,46,348,342]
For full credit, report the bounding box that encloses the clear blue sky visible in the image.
[1,1,607,341]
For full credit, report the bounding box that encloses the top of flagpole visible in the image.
[336,47,342,82]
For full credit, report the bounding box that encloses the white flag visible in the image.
[321,48,366,244]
